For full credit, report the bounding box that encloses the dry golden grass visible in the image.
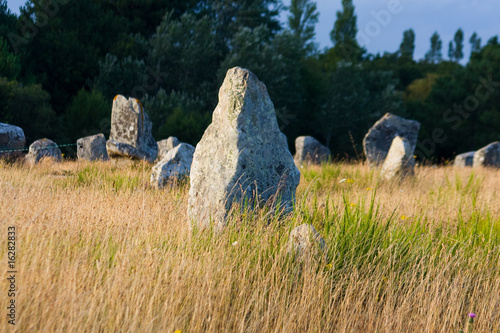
[1,159,499,332]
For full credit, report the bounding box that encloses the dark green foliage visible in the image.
[64,89,111,143]
[0,78,57,143]
[425,32,443,64]
[448,29,464,62]
[0,38,20,79]
[399,29,415,60]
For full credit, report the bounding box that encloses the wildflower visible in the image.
[232,241,238,246]
[326,264,333,270]
[347,178,355,184]
[62,153,65,158]
[413,155,417,159]
[174,330,183,333]
[339,178,346,183]
[366,187,372,190]
[401,215,408,220]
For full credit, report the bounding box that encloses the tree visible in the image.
[399,29,415,59]
[448,28,464,62]
[469,32,481,55]
[329,0,363,64]
[0,38,20,79]
[287,0,319,54]
[425,32,443,64]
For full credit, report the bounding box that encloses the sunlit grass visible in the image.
[0,159,499,332]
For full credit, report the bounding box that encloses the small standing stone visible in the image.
[157,136,181,161]
[106,95,158,163]
[25,138,62,165]
[454,151,475,167]
[77,134,109,161]
[363,113,420,167]
[188,67,300,230]
[151,143,195,188]
[287,224,326,258]
[0,123,26,159]
[473,142,500,168]
[380,136,415,180]
[294,136,331,166]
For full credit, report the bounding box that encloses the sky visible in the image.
[7,0,499,62]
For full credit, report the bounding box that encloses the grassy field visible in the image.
[1,159,499,332]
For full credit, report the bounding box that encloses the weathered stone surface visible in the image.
[77,133,109,161]
[363,113,420,167]
[106,95,158,163]
[188,67,300,229]
[380,136,415,180]
[157,136,181,161]
[280,132,288,147]
[287,224,326,258]
[0,123,26,159]
[294,136,331,166]
[151,143,195,188]
[25,138,62,164]
[454,151,475,167]
[473,142,500,168]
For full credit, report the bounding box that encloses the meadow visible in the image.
[0,159,499,332]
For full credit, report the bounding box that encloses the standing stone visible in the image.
[106,95,158,163]
[473,142,500,168]
[0,123,26,159]
[363,113,420,167]
[157,136,181,161]
[77,134,109,161]
[454,151,475,167]
[25,138,62,165]
[287,224,326,259]
[151,143,195,188]
[294,136,331,166]
[188,67,300,230]
[380,136,415,180]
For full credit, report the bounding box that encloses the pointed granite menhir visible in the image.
[188,67,300,230]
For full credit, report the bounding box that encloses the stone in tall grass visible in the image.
[188,67,300,229]
[77,134,109,161]
[473,142,500,168]
[287,224,326,259]
[0,123,26,159]
[106,95,158,163]
[380,136,415,180]
[454,151,475,167]
[294,136,331,166]
[151,143,195,188]
[157,136,181,161]
[25,138,62,165]
[363,113,420,167]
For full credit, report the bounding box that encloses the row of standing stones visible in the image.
[1,67,499,257]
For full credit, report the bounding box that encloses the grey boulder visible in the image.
[188,67,300,230]
[106,95,158,163]
[454,151,475,167]
[151,143,195,188]
[380,136,415,180]
[0,123,26,159]
[473,142,500,168]
[363,113,420,167]
[25,138,62,165]
[287,224,326,259]
[77,134,109,161]
[157,136,181,161]
[294,136,331,166]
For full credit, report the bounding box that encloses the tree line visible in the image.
[0,0,499,161]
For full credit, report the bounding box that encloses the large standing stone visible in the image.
[25,138,62,165]
[287,224,326,259]
[77,134,109,161]
[188,67,300,229]
[294,136,331,166]
[106,95,158,163]
[157,136,181,161]
[0,123,26,159]
[363,113,420,167]
[454,151,475,167]
[151,143,195,188]
[473,142,500,168]
[380,136,415,180]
